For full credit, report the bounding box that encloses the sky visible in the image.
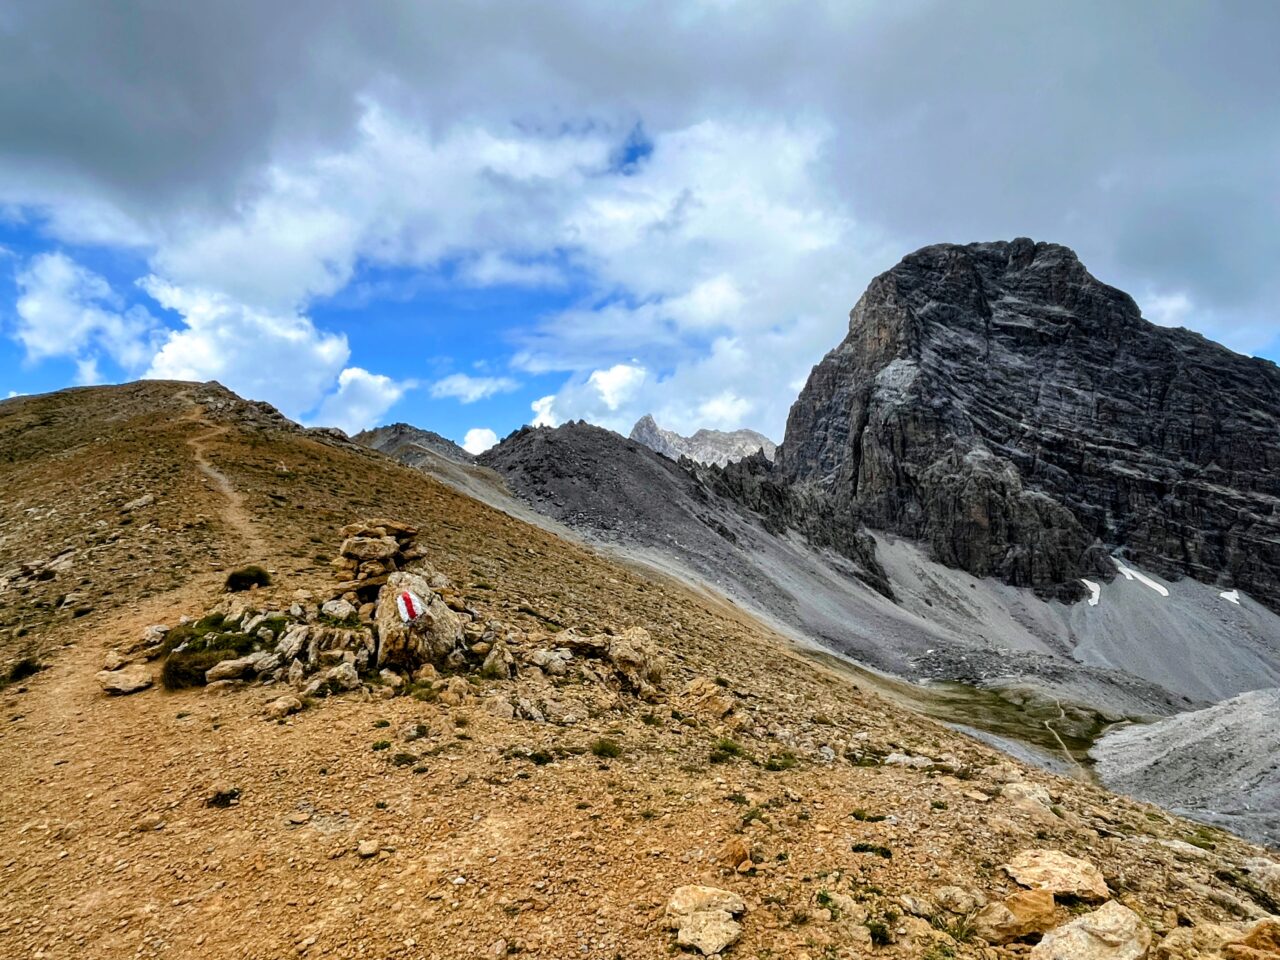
[1,2,1277,454]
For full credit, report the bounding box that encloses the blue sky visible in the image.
[1,3,1277,452]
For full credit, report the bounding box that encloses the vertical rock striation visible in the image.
[775,238,1280,608]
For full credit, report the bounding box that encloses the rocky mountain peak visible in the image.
[777,238,1280,609]
[629,413,776,467]
[355,422,474,464]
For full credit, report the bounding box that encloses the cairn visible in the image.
[329,518,426,613]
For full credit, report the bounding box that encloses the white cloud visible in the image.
[586,363,646,410]
[311,366,408,434]
[462,427,499,454]
[459,252,564,288]
[530,395,557,427]
[74,356,103,386]
[430,372,519,404]
[141,276,350,420]
[1144,291,1193,328]
[14,251,159,373]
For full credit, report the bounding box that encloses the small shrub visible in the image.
[391,753,418,767]
[866,920,892,947]
[373,719,390,728]
[851,842,892,859]
[225,565,271,592]
[528,750,553,766]
[763,751,798,772]
[161,649,231,689]
[372,740,391,751]
[590,737,623,759]
[709,738,746,764]
[931,800,948,810]
[851,808,886,822]
[0,655,44,689]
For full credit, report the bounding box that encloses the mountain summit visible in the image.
[629,414,776,466]
[777,238,1280,609]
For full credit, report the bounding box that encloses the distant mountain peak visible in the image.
[629,414,776,466]
[354,422,473,464]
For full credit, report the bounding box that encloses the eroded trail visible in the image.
[178,396,268,560]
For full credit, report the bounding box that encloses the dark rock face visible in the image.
[355,423,474,465]
[629,414,776,466]
[776,238,1280,609]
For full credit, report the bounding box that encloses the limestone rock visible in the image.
[321,598,356,620]
[606,627,663,698]
[481,640,515,679]
[1030,901,1151,960]
[1155,922,1249,960]
[340,536,400,562]
[374,571,463,670]
[264,695,302,720]
[934,886,987,914]
[1004,849,1110,901]
[1222,919,1280,960]
[205,653,267,683]
[97,664,152,695]
[974,889,1058,944]
[666,885,746,956]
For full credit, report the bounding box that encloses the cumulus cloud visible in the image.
[2,1,1277,432]
[141,277,350,420]
[462,427,498,455]
[311,366,408,434]
[14,251,159,372]
[430,372,519,404]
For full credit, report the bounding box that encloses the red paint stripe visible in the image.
[402,592,417,619]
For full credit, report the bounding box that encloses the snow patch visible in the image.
[1220,589,1241,605]
[1113,559,1170,597]
[1081,579,1101,606]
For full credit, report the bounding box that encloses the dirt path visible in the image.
[177,394,268,561]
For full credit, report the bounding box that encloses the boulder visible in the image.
[1222,919,1280,960]
[1004,849,1110,901]
[97,665,152,695]
[1031,901,1152,960]
[374,571,464,670]
[339,536,400,562]
[1155,922,1249,960]
[974,889,1058,944]
[666,885,746,956]
[302,662,360,697]
[102,650,128,671]
[606,627,663,698]
[528,647,572,676]
[321,598,356,621]
[264,695,302,720]
[934,886,988,914]
[205,653,270,683]
[481,640,515,679]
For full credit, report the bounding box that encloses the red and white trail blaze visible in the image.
[396,590,425,623]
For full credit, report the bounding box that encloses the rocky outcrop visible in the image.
[775,239,1280,609]
[630,414,775,467]
[355,422,474,464]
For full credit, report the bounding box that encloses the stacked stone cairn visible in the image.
[135,518,665,720]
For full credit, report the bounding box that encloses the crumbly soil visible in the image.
[0,382,1276,960]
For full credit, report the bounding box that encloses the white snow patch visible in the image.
[1081,579,1101,606]
[1113,559,1170,597]
[1220,589,1241,605]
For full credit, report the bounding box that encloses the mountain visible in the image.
[5,380,1280,958]
[775,238,1280,611]
[629,414,776,466]
[354,421,474,464]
